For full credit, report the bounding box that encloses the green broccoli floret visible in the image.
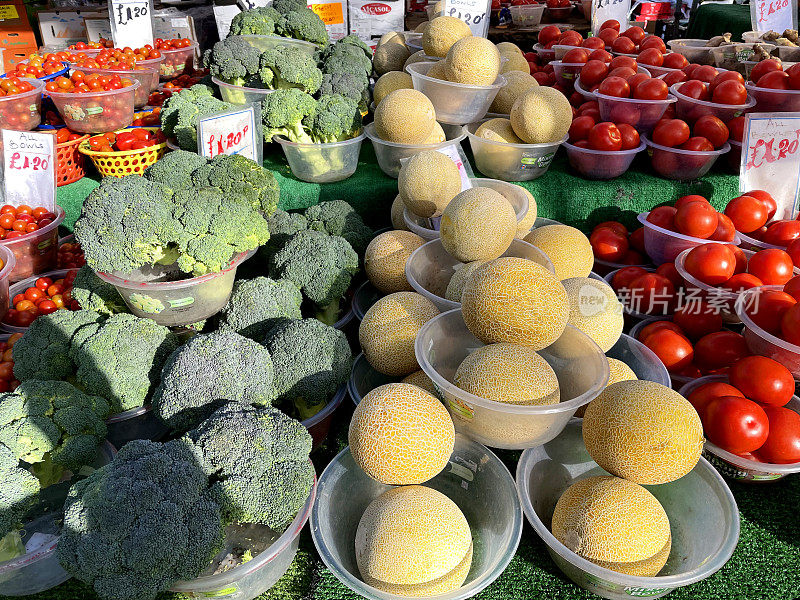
[219,277,302,340]
[266,209,309,251]
[152,329,277,432]
[0,444,40,541]
[276,8,329,47]
[189,153,280,215]
[272,0,308,14]
[160,85,236,151]
[202,36,262,85]
[263,318,351,418]
[228,6,280,35]
[303,200,373,254]
[57,438,225,600]
[319,41,372,78]
[260,87,317,143]
[257,46,322,94]
[71,266,128,315]
[319,71,370,112]
[159,84,216,134]
[304,93,361,143]
[186,403,313,531]
[143,149,207,189]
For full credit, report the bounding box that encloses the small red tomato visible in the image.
[709,213,737,242]
[637,320,685,343]
[762,220,800,246]
[708,70,745,93]
[746,289,796,334]
[617,123,640,149]
[780,303,800,345]
[652,118,691,148]
[569,115,596,142]
[687,381,744,417]
[678,79,710,101]
[748,248,795,286]
[750,59,783,85]
[744,189,777,221]
[646,205,678,230]
[643,328,694,372]
[24,287,43,302]
[680,136,715,152]
[703,396,769,454]
[675,201,718,239]
[672,302,723,341]
[693,115,729,150]
[693,330,749,371]
[35,277,52,291]
[729,355,794,407]
[588,122,623,151]
[758,406,800,463]
[633,78,668,100]
[722,272,763,292]
[598,76,630,98]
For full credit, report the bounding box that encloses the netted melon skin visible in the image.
[475,118,524,144]
[501,52,531,74]
[365,543,472,597]
[365,230,426,294]
[607,358,637,386]
[422,16,471,58]
[374,72,413,106]
[440,188,517,263]
[515,188,537,238]
[401,369,437,395]
[490,72,538,115]
[445,260,486,302]
[562,277,624,353]
[592,536,671,577]
[390,194,410,230]
[510,86,573,144]
[374,89,436,144]
[524,225,593,280]
[398,151,462,218]
[373,43,411,76]
[445,37,501,85]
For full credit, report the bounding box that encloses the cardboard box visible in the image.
[38,9,105,48]
[348,0,404,42]
[0,2,36,51]
[3,43,36,72]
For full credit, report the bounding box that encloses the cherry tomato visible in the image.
[748,248,795,286]
[692,115,729,150]
[729,355,794,407]
[747,289,796,334]
[590,228,628,261]
[646,205,677,230]
[724,195,768,233]
[35,277,52,291]
[643,328,694,372]
[588,122,622,151]
[704,396,769,454]
[693,330,749,371]
[652,118,691,148]
[758,406,800,463]
[611,265,648,291]
[675,201,718,239]
[687,381,744,417]
[672,302,724,341]
[23,287,43,302]
[634,78,668,100]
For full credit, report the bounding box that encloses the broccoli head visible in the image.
[189,153,280,215]
[257,46,322,94]
[143,149,207,189]
[71,266,128,316]
[276,8,329,47]
[57,438,225,600]
[260,87,317,143]
[319,71,370,112]
[319,42,372,78]
[186,403,313,531]
[219,277,302,340]
[160,85,236,151]
[272,0,308,14]
[0,444,40,540]
[304,93,361,143]
[202,36,262,85]
[304,200,373,254]
[228,6,280,36]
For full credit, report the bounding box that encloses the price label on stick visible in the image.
[750,0,797,36]
[443,0,492,38]
[197,106,261,163]
[740,112,800,220]
[591,0,631,35]
[109,0,154,49]
[2,130,55,212]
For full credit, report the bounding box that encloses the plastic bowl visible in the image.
[595,90,677,134]
[353,281,381,321]
[669,83,755,123]
[416,309,609,449]
[158,42,199,80]
[405,238,554,312]
[464,121,566,181]
[78,65,158,109]
[737,227,784,251]
[637,211,740,265]
[302,385,346,451]
[0,78,44,131]
[212,75,276,105]
[668,39,715,65]
[364,122,466,178]
[772,45,800,62]
[0,246,16,324]
[546,6,573,19]
[516,421,739,600]
[348,352,397,406]
[573,79,596,100]
[510,4,546,26]
[47,81,140,133]
[1,268,75,333]
[592,256,652,276]
[607,333,671,386]
[406,62,506,125]
[533,43,556,63]
[0,205,64,283]
[552,44,582,61]
[310,435,522,600]
[744,81,800,112]
[275,132,365,183]
[551,61,583,89]
[642,135,730,181]
[171,472,316,600]
[563,140,645,179]
[96,250,254,327]
[105,405,170,448]
[642,63,682,78]
[710,43,777,70]
[237,34,318,57]
[726,139,742,172]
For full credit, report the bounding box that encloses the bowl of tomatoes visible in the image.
[156,38,198,80]
[564,118,645,179]
[0,205,64,283]
[745,60,800,112]
[670,80,755,124]
[5,56,68,81]
[45,72,140,133]
[0,246,16,324]
[594,79,677,134]
[76,65,158,109]
[1,269,79,332]
[0,77,45,131]
[79,127,167,177]
[642,134,730,181]
[551,61,584,89]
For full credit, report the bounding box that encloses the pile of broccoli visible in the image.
[159,84,236,151]
[227,0,329,47]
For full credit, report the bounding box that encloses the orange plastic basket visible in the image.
[56,133,89,187]
[78,127,168,177]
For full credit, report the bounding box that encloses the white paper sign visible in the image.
[2,130,56,211]
[750,0,797,36]
[740,112,800,220]
[591,0,631,35]
[237,0,272,9]
[437,143,474,192]
[443,0,492,38]
[197,106,260,163]
[109,0,154,49]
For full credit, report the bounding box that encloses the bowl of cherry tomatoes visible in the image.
[0,333,22,392]
[57,236,86,269]
[68,45,164,71]
[155,38,198,80]
[79,127,167,177]
[0,246,16,324]
[76,65,159,109]
[564,119,645,179]
[0,77,45,131]
[45,72,140,133]
[1,269,79,332]
[5,55,68,81]
[0,205,64,283]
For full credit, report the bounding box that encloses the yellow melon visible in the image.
[422,16,471,58]
[593,535,671,577]
[391,194,410,230]
[355,485,471,591]
[423,122,446,144]
[500,52,531,74]
[426,60,451,81]
[445,37,501,85]
[445,260,486,302]
[562,278,623,353]
[350,383,454,485]
[475,118,524,144]
[398,150,462,218]
[440,187,517,262]
[497,42,524,56]
[414,21,429,34]
[607,358,637,386]
[454,343,559,405]
[365,230,426,294]
[515,188,537,238]
[404,50,430,70]
[370,543,472,596]
[401,370,437,395]
[378,31,406,48]
[461,257,569,350]
[374,43,411,76]
[490,71,538,114]
[510,86,573,144]
[582,380,704,485]
[374,71,413,106]
[551,475,671,563]
[374,89,436,144]
[359,291,440,376]
[524,225,593,280]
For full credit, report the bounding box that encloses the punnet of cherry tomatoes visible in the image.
[5,53,66,79]
[0,333,23,393]
[0,76,44,131]
[45,71,135,94]
[4,270,79,329]
[154,38,197,79]
[69,45,164,70]
[85,128,166,153]
[0,205,59,241]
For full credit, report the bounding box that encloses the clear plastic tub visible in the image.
[741,31,762,44]
[670,82,755,123]
[643,64,682,78]
[275,132,365,183]
[637,211,740,265]
[606,333,671,386]
[546,6,573,19]
[551,61,583,88]
[564,140,645,179]
[533,43,556,63]
[668,39,715,65]
[0,246,15,324]
[516,421,739,600]
[464,121,566,181]
[353,281,382,321]
[710,43,777,69]
[105,405,170,449]
[310,435,522,600]
[159,42,199,80]
[744,81,800,112]
[552,44,582,61]
[78,65,158,109]
[642,136,730,181]
[0,205,64,283]
[348,352,397,406]
[772,45,800,62]
[416,309,609,449]
[95,250,254,327]
[171,473,316,600]
[406,62,506,125]
[364,121,467,178]
[237,34,318,57]
[596,90,677,134]
[573,78,596,100]
[726,138,742,172]
[302,385,345,451]
[0,78,44,131]
[1,268,75,334]
[405,238,554,312]
[333,295,355,331]
[46,81,140,133]
[510,4,546,27]
[212,75,276,105]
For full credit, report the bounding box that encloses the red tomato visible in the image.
[639,35,666,53]
[663,70,688,86]
[629,227,645,254]
[628,273,676,314]
[758,70,791,90]
[590,228,628,261]
[35,277,52,291]
[744,189,777,221]
[762,220,800,246]
[780,303,800,345]
[593,221,628,236]
[580,60,610,86]
[709,213,737,242]
[611,265,649,291]
[563,47,590,63]
[747,289,797,334]
[652,118,691,148]
[724,195,768,233]
[750,59,783,85]
[788,240,800,271]
[601,19,621,31]
[786,63,800,89]
[617,123,640,150]
[655,262,682,289]
[783,275,800,301]
[678,79,710,101]
[612,36,637,54]
[692,65,720,83]
[722,272,763,292]
[675,201,718,239]
[729,355,794,407]
[539,25,562,46]
[588,122,623,151]
[727,116,746,142]
[672,302,724,341]
[693,330,749,371]
[680,136,715,151]
[637,320,684,343]
[703,396,769,454]
[758,406,800,463]
[622,26,646,44]
[588,49,613,63]
[633,78,668,100]
[683,243,735,285]
[626,72,651,91]
[748,248,795,286]
[610,55,637,70]
[646,205,678,230]
[687,381,744,416]
[637,48,664,67]
[729,245,747,273]
[692,115,729,150]
[708,70,745,93]
[568,115,596,142]
[608,66,636,80]
[598,27,619,46]
[598,76,630,98]
[674,194,709,209]
[643,328,694,372]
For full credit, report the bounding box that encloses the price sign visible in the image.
[750,0,797,35]
[443,0,492,38]
[2,130,56,211]
[740,113,800,219]
[237,0,272,9]
[437,143,474,191]
[109,0,154,49]
[197,106,261,163]
[591,0,631,35]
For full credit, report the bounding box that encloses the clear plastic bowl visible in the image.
[573,79,596,100]
[643,63,682,78]
[510,4,546,27]
[333,296,355,331]
[667,39,715,65]
[171,472,316,600]
[78,65,158,109]
[406,62,506,125]
[772,45,800,62]
[546,6,573,19]
[710,43,777,70]
[348,352,397,406]
[669,83,755,123]
[46,81,140,133]
[678,374,800,482]
[0,78,44,131]
[0,246,16,324]
[516,421,739,600]
[0,205,64,283]
[1,268,75,334]
[364,121,467,178]
[464,121,566,181]
[602,267,673,321]
[551,61,583,88]
[564,140,645,179]
[741,31,762,44]
[105,405,170,449]
[744,81,800,112]
[159,42,199,80]
[533,43,556,63]
[552,44,582,61]
[353,281,382,321]
[606,333,671,386]
[212,75,276,105]
[416,309,609,449]
[302,385,345,451]
[95,250,254,327]
[592,256,652,276]
[726,138,742,172]
[405,238,554,312]
[237,34,318,57]
[310,435,522,600]
[737,226,783,251]
[596,90,677,134]
[637,211,740,265]
[275,132,365,183]
[642,135,730,181]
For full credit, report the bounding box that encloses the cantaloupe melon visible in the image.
[440,188,517,262]
[524,225,593,280]
[497,42,524,56]
[445,37,501,85]
[501,52,531,74]
[426,60,451,81]
[423,122,446,144]
[391,194,410,230]
[350,383,455,485]
[551,475,671,563]
[398,151,462,218]
[461,257,569,349]
[404,50,429,70]
[510,86,572,144]
[582,380,704,485]
[414,21,429,33]
[607,358,637,386]
[374,89,436,144]
[562,277,624,352]
[370,543,472,596]
[445,260,486,302]
[355,485,471,593]
[454,342,559,405]
[401,370,437,395]
[475,118,524,144]
[365,230,426,293]
[490,71,538,115]
[515,188,537,238]
[593,535,671,577]
[422,16,471,58]
[374,71,413,106]
[378,31,406,48]
[359,291,440,375]
[374,43,411,76]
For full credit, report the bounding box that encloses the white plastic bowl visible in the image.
[670,82,755,123]
[364,121,466,178]
[573,78,596,99]
[212,75,275,105]
[1,268,75,334]
[564,140,645,179]
[551,61,584,88]
[533,43,556,63]
[275,132,365,183]
[595,90,677,134]
[637,211,740,265]
[0,205,64,283]
[744,81,800,112]
[642,136,730,181]
[606,333,671,386]
[510,4,545,27]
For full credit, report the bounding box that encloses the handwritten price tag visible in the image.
[2,130,55,211]
[443,0,492,38]
[750,0,797,35]
[592,0,631,35]
[740,113,800,219]
[197,106,261,163]
[109,0,154,49]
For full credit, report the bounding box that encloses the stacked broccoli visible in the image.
[227,2,328,47]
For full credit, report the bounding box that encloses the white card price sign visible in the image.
[592,0,631,35]
[740,112,800,220]
[750,0,797,35]
[197,106,261,163]
[2,130,56,212]
[443,0,492,38]
[109,0,154,49]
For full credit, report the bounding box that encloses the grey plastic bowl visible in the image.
[352,281,382,321]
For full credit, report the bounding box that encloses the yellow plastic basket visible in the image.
[78,127,168,177]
